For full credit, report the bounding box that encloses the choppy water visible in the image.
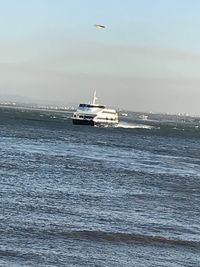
[0,107,200,266]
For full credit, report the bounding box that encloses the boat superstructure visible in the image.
[72,92,118,126]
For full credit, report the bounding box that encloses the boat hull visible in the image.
[72,119,94,126]
[72,118,118,127]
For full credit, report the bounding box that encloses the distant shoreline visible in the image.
[0,104,75,114]
[0,103,199,119]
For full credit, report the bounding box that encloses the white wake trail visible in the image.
[117,122,154,129]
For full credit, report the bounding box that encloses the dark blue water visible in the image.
[1,107,200,266]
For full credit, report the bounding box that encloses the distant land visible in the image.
[0,94,77,111]
[0,93,128,114]
[0,94,37,103]
[0,93,199,119]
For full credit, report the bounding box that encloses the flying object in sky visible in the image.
[94,24,106,29]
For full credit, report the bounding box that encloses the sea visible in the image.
[0,106,200,267]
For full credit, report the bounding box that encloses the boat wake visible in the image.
[117,122,155,129]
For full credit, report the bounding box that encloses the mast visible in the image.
[92,90,98,105]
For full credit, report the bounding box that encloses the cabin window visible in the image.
[102,111,116,114]
[85,116,94,119]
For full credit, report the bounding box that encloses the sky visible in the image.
[1,0,200,114]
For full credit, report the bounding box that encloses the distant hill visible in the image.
[0,94,40,104]
[0,94,77,110]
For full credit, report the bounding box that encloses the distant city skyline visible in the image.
[1,0,200,115]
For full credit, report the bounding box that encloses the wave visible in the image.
[61,230,200,248]
[2,226,199,249]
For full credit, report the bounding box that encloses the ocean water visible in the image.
[0,107,200,267]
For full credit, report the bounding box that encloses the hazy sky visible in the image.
[1,0,200,114]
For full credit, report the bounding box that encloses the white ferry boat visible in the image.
[72,92,118,126]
